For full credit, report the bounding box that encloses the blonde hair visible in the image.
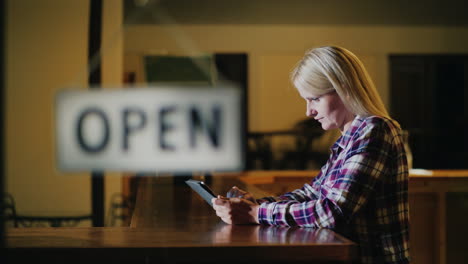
[291,46,391,120]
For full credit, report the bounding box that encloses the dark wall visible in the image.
[390,55,468,169]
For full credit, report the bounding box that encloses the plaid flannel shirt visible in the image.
[257,116,410,264]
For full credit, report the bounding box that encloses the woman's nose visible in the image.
[305,102,315,117]
[306,107,317,117]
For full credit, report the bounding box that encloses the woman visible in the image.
[212,46,410,264]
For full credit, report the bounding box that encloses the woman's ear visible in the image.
[345,92,351,100]
[339,84,351,100]
[334,86,346,100]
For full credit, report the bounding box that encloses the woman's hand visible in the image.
[212,195,260,225]
[226,186,256,203]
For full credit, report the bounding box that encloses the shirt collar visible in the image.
[332,115,364,151]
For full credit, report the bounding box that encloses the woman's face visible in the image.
[297,88,354,133]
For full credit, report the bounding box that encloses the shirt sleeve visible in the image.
[256,170,324,204]
[256,182,320,204]
[258,122,395,227]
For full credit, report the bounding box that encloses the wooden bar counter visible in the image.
[6,175,357,264]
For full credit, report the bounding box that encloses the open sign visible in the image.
[55,85,243,173]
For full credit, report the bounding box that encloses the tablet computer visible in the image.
[185,179,217,207]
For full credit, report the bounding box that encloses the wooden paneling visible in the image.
[237,170,468,264]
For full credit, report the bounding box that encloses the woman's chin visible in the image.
[321,123,337,131]
[320,123,331,130]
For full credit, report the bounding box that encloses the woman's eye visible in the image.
[305,97,320,104]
